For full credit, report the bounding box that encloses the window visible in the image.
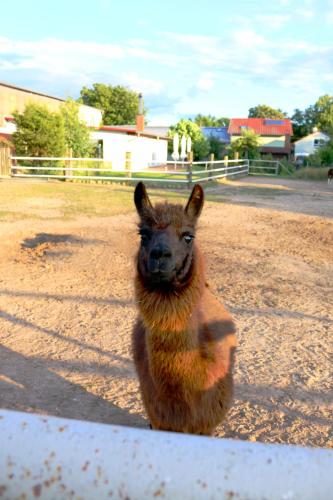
[314,138,325,148]
[94,140,103,158]
[264,119,285,125]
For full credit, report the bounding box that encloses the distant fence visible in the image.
[248,159,283,176]
[8,156,288,185]
[10,156,250,187]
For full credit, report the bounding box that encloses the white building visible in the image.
[91,126,168,171]
[78,105,102,128]
[294,130,330,159]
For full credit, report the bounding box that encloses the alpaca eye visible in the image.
[139,229,151,244]
[183,234,194,244]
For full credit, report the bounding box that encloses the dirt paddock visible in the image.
[0,177,332,447]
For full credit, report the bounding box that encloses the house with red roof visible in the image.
[228,118,293,158]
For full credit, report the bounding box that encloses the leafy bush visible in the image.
[279,159,295,176]
[60,99,94,157]
[13,103,66,157]
[228,129,260,159]
[306,140,333,166]
[207,136,226,160]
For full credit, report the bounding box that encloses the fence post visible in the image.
[234,152,240,176]
[275,161,279,176]
[224,155,229,178]
[65,148,73,181]
[0,144,11,177]
[125,151,132,178]
[247,158,250,175]
[208,153,214,181]
[187,151,193,188]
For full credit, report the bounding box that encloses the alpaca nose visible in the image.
[150,244,172,261]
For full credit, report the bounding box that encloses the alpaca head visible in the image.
[134,182,204,289]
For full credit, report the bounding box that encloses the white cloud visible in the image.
[164,33,220,53]
[229,29,266,48]
[127,46,182,67]
[120,72,164,95]
[255,14,290,29]
[294,8,314,20]
[196,72,215,91]
[0,37,125,78]
[1,27,333,122]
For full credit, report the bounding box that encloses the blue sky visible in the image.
[1,0,333,124]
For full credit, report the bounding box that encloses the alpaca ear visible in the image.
[185,184,204,220]
[134,182,153,217]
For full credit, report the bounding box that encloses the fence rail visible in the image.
[1,409,332,500]
[248,160,283,176]
[10,156,250,186]
[9,156,288,184]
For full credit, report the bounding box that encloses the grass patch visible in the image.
[0,179,191,221]
[291,167,329,181]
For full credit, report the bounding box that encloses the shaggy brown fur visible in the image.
[132,183,237,435]
[328,168,333,184]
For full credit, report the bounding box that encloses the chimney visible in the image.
[136,93,144,132]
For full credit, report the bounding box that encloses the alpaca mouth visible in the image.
[149,268,176,284]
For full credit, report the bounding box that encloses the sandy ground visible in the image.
[0,177,332,448]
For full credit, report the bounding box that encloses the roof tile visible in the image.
[228,118,292,136]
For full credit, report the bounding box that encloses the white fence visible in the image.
[10,156,249,186]
[1,409,332,500]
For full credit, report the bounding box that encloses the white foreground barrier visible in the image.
[0,409,332,499]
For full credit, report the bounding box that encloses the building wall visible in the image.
[0,84,62,126]
[0,122,16,135]
[294,132,329,156]
[0,83,102,127]
[231,134,286,148]
[91,131,168,170]
[78,105,102,128]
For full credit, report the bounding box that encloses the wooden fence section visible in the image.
[0,144,11,176]
[10,156,250,187]
[248,159,283,176]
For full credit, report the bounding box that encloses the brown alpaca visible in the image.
[132,182,237,435]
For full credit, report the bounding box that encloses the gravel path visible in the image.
[0,178,332,447]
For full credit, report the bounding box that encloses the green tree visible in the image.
[229,129,260,159]
[60,99,93,157]
[248,104,287,119]
[13,103,66,157]
[193,114,230,127]
[292,95,333,140]
[291,108,313,141]
[79,83,144,125]
[169,119,209,160]
[315,95,333,135]
[309,140,333,166]
[207,136,226,160]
